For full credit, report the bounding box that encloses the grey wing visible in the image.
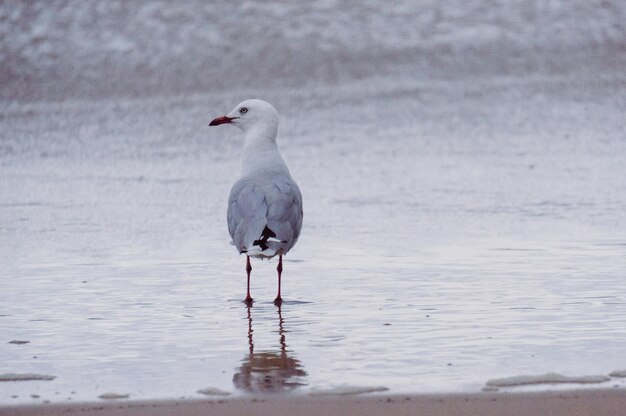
[227,178,268,254]
[227,176,303,256]
[266,178,303,254]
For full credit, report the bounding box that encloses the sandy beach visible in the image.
[3,390,626,416]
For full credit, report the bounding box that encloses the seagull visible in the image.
[209,99,303,306]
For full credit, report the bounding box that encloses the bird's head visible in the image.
[209,99,279,134]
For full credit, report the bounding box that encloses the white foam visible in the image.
[197,387,231,396]
[98,393,130,400]
[0,373,56,382]
[310,385,389,396]
[609,370,626,378]
[486,373,611,387]
[4,0,623,100]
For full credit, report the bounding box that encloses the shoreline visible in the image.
[3,389,626,416]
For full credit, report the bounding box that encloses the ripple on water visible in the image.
[310,385,389,395]
[97,393,130,400]
[0,373,56,382]
[485,373,611,388]
[197,387,230,396]
[8,340,30,345]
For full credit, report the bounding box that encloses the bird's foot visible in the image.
[244,296,253,306]
[273,296,283,306]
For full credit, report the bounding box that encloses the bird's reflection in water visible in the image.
[233,305,307,393]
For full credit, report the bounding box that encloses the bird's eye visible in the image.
[240,107,248,114]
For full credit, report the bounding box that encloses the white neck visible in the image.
[240,122,289,178]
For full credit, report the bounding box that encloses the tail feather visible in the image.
[244,245,277,259]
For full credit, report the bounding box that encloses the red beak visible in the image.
[209,116,236,126]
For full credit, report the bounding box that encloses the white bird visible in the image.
[209,99,303,306]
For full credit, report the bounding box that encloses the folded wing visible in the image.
[228,174,303,258]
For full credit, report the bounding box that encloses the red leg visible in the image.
[245,256,253,305]
[274,255,283,306]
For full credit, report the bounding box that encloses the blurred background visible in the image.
[1,0,624,100]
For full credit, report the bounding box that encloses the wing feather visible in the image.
[227,174,303,257]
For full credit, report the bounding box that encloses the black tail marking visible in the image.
[252,226,276,251]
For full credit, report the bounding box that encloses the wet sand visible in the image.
[3,390,626,416]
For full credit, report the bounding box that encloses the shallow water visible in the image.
[1,74,626,404]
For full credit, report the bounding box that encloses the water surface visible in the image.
[1,74,626,404]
